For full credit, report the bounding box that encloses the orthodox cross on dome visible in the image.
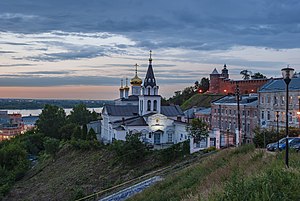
[134,63,139,75]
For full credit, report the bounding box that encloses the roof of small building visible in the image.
[105,104,184,117]
[161,105,184,116]
[212,94,258,105]
[112,116,148,127]
[259,77,300,93]
[119,95,139,101]
[105,105,139,116]
[195,108,211,115]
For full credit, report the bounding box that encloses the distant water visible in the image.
[1,108,103,117]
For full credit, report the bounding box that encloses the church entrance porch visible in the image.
[153,130,163,145]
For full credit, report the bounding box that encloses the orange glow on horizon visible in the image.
[0,86,117,100]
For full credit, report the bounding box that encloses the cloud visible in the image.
[0,64,36,67]
[0,50,15,54]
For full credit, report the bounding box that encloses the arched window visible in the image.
[147,100,151,111]
[148,88,151,95]
[153,88,156,95]
[153,100,157,111]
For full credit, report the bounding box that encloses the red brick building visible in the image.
[208,65,269,95]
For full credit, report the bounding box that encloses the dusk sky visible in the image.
[0,0,300,100]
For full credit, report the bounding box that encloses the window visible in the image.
[148,88,151,95]
[274,96,278,105]
[261,111,265,119]
[153,100,157,111]
[281,96,285,105]
[247,110,250,116]
[267,96,271,104]
[267,111,270,120]
[289,112,292,122]
[289,96,293,104]
[153,88,156,95]
[261,96,264,104]
[229,110,231,115]
[147,100,151,111]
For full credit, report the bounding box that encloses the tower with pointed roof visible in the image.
[130,63,142,96]
[139,51,161,115]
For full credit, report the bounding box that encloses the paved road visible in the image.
[99,176,163,201]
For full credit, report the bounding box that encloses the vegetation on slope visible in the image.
[129,145,300,201]
[181,93,223,110]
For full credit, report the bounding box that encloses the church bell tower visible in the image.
[139,51,161,116]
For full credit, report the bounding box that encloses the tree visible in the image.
[186,118,209,143]
[72,126,82,139]
[199,77,210,93]
[44,137,60,159]
[240,70,252,80]
[81,124,88,140]
[36,104,66,139]
[59,123,77,140]
[251,72,266,79]
[68,103,96,125]
[87,128,97,140]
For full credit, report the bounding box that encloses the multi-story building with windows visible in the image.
[258,77,300,129]
[211,94,259,145]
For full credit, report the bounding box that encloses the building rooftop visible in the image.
[259,77,300,93]
[212,94,258,106]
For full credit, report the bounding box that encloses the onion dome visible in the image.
[130,63,142,86]
[124,78,130,90]
[119,79,124,90]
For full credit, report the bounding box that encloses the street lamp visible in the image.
[281,66,294,168]
[276,111,279,150]
[236,83,241,146]
[297,96,300,129]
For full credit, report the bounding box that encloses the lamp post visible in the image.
[281,67,294,168]
[297,96,300,129]
[276,111,279,150]
[236,83,241,146]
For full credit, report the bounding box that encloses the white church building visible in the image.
[101,52,191,148]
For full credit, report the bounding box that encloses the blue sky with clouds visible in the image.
[0,0,300,99]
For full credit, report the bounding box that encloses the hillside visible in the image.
[3,145,163,201]
[181,94,224,110]
[129,146,300,201]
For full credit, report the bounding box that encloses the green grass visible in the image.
[181,94,223,110]
[129,145,300,201]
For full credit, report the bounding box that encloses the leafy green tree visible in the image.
[68,103,96,125]
[240,70,252,80]
[36,104,66,139]
[251,72,267,79]
[199,77,210,93]
[72,126,82,139]
[81,124,88,140]
[186,118,209,143]
[111,133,146,164]
[44,137,60,159]
[59,123,77,140]
[87,128,97,141]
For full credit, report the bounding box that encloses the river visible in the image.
[1,108,103,117]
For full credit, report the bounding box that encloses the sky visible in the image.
[0,0,300,100]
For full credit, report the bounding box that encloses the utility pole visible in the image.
[236,83,241,146]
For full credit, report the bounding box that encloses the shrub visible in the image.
[44,137,60,159]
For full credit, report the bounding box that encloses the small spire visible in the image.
[125,77,128,87]
[134,63,139,76]
[149,50,152,64]
[224,64,227,68]
[121,79,123,87]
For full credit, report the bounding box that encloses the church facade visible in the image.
[101,52,189,147]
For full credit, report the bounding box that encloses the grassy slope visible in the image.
[181,94,224,110]
[129,146,300,201]
[3,145,162,201]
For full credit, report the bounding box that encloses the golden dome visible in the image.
[124,85,130,90]
[130,75,142,86]
[119,86,124,90]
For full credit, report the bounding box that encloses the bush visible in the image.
[159,140,190,164]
